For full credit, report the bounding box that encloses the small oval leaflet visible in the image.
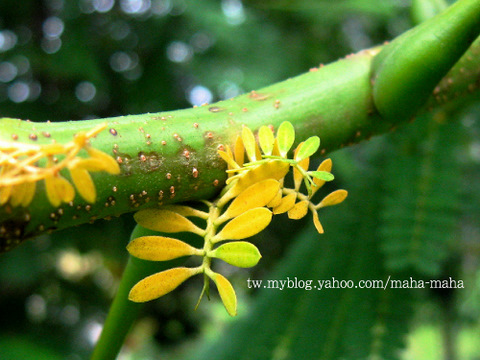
[277,121,295,157]
[228,160,289,198]
[312,158,332,193]
[312,210,324,234]
[288,200,309,220]
[294,136,320,162]
[258,125,275,156]
[213,207,272,242]
[223,179,280,220]
[242,126,257,162]
[209,241,262,268]
[134,209,205,236]
[127,236,201,261]
[318,189,348,208]
[293,142,310,191]
[129,267,197,303]
[211,272,237,317]
[272,192,297,214]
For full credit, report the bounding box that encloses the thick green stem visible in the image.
[1,0,480,252]
[90,224,178,360]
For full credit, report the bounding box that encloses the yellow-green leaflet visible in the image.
[258,125,275,156]
[127,236,201,261]
[294,136,320,162]
[242,126,257,162]
[129,267,198,303]
[134,209,205,236]
[209,241,262,268]
[288,200,309,220]
[211,272,237,317]
[293,142,310,191]
[317,189,348,208]
[272,193,297,214]
[277,121,295,157]
[213,207,272,242]
[312,158,332,194]
[69,167,96,203]
[221,179,280,221]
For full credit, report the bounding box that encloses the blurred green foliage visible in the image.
[1,0,480,359]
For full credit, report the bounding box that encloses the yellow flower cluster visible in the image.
[128,121,347,316]
[0,123,120,207]
[219,121,348,233]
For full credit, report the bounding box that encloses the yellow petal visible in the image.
[9,183,26,207]
[312,210,324,234]
[127,236,201,261]
[87,147,120,174]
[267,189,283,208]
[56,175,75,203]
[317,189,348,208]
[272,193,297,214]
[0,184,12,205]
[234,136,245,166]
[134,209,205,236]
[69,167,96,203]
[211,272,237,316]
[222,179,280,220]
[41,143,67,156]
[45,175,61,207]
[287,200,309,220]
[70,158,108,172]
[129,267,197,302]
[312,158,332,195]
[21,181,36,207]
[241,126,257,162]
[213,207,272,242]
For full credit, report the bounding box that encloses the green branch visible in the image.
[1,0,480,252]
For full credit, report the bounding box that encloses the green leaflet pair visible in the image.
[127,121,348,316]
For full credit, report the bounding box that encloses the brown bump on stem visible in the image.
[29,134,38,141]
[166,173,172,180]
[209,106,224,113]
[213,179,219,186]
[162,140,167,145]
[11,134,18,140]
[193,123,199,128]
[109,128,118,136]
[192,167,199,178]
